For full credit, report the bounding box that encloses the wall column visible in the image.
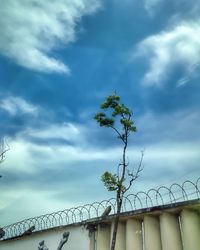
[126,219,143,250]
[89,231,95,250]
[88,224,97,250]
[180,209,200,250]
[160,213,183,250]
[144,215,162,250]
[110,221,126,250]
[96,224,110,250]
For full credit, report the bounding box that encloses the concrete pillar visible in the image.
[126,219,143,250]
[89,231,95,250]
[160,213,183,250]
[96,224,110,250]
[88,225,96,250]
[144,215,162,250]
[110,221,126,250]
[180,209,200,250]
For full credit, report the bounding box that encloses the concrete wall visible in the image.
[181,209,200,250]
[0,225,89,250]
[94,208,200,250]
[1,203,199,250]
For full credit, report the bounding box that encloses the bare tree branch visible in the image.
[110,126,124,142]
[0,139,10,178]
[0,139,10,164]
[125,150,144,192]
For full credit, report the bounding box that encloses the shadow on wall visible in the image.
[38,232,70,250]
[0,225,89,250]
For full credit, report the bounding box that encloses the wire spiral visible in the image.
[2,177,200,240]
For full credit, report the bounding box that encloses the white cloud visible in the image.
[5,110,200,173]
[136,109,200,145]
[1,112,200,225]
[26,122,80,141]
[176,61,200,87]
[3,107,200,174]
[135,19,200,86]
[144,0,200,18]
[4,137,119,173]
[143,0,163,16]
[0,0,101,73]
[0,96,39,116]
[2,132,199,225]
[0,185,75,226]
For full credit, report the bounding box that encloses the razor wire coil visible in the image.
[2,177,200,240]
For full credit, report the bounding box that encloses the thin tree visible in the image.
[95,94,144,250]
[0,138,10,178]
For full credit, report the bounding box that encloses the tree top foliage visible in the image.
[94,94,136,143]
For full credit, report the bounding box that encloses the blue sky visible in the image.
[0,0,200,226]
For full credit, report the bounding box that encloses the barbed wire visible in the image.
[1,177,200,240]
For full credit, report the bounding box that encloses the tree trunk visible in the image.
[110,197,122,250]
[110,214,120,250]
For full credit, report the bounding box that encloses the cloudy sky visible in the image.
[0,0,200,226]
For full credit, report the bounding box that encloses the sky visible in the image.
[0,0,200,226]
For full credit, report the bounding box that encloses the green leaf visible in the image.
[101,171,119,192]
[101,95,120,109]
[94,113,114,127]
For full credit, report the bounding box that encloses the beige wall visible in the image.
[181,209,200,250]
[126,219,143,250]
[1,203,199,250]
[94,205,199,250]
[96,224,110,250]
[144,215,162,250]
[0,225,89,250]
[160,213,183,250]
[110,221,126,250]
